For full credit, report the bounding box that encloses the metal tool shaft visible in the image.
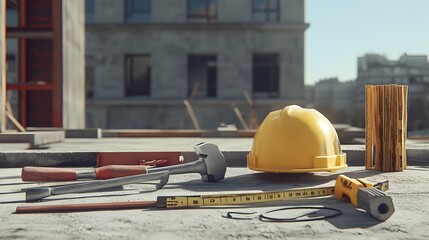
[26,170,169,202]
[148,159,206,175]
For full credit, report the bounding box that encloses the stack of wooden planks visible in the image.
[365,85,408,171]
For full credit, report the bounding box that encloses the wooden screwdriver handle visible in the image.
[16,201,158,213]
[21,166,78,182]
[95,165,148,179]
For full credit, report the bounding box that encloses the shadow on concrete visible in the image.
[27,145,51,150]
[144,197,382,229]
[0,182,35,187]
[406,166,429,171]
[164,168,388,192]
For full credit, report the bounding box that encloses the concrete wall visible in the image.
[94,0,124,23]
[153,0,186,23]
[218,0,251,22]
[0,0,5,132]
[62,0,86,128]
[87,30,305,98]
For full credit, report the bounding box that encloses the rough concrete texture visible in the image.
[0,166,428,239]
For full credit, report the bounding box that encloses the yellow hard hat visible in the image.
[247,105,347,173]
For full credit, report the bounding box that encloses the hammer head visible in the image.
[194,142,226,182]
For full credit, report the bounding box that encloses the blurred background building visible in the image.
[84,0,308,129]
[309,53,429,131]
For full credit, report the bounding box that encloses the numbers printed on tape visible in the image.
[163,187,335,208]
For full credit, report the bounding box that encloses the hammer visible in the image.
[21,142,226,183]
[21,142,226,182]
[147,142,226,182]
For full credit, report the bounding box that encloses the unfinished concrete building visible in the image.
[85,0,308,129]
[1,0,86,132]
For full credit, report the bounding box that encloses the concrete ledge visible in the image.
[102,129,255,138]
[0,144,427,168]
[26,128,102,139]
[0,131,65,148]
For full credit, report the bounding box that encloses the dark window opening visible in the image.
[6,7,18,27]
[188,0,217,23]
[86,66,94,99]
[252,0,279,23]
[86,0,95,23]
[125,55,151,96]
[125,0,151,23]
[253,54,279,98]
[6,54,18,84]
[188,55,217,98]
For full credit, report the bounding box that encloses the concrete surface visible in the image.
[0,166,428,239]
[0,131,65,148]
[27,128,102,139]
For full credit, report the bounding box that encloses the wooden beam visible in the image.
[183,100,201,130]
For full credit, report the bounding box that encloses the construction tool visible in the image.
[21,165,157,182]
[25,170,169,202]
[334,174,394,221]
[96,152,180,167]
[248,105,347,173]
[19,142,226,182]
[1,162,167,181]
[0,158,173,181]
[146,142,226,182]
[16,175,394,221]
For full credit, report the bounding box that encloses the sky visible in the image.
[305,0,429,85]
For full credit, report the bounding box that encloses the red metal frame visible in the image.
[6,0,62,128]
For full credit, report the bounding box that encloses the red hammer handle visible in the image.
[21,167,78,182]
[95,165,148,179]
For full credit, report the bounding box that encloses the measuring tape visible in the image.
[157,180,389,209]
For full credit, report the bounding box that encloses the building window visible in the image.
[125,0,151,23]
[6,54,17,84]
[188,0,217,23]
[86,66,94,99]
[188,55,217,98]
[253,54,279,98]
[125,55,151,96]
[85,0,95,23]
[252,0,279,23]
